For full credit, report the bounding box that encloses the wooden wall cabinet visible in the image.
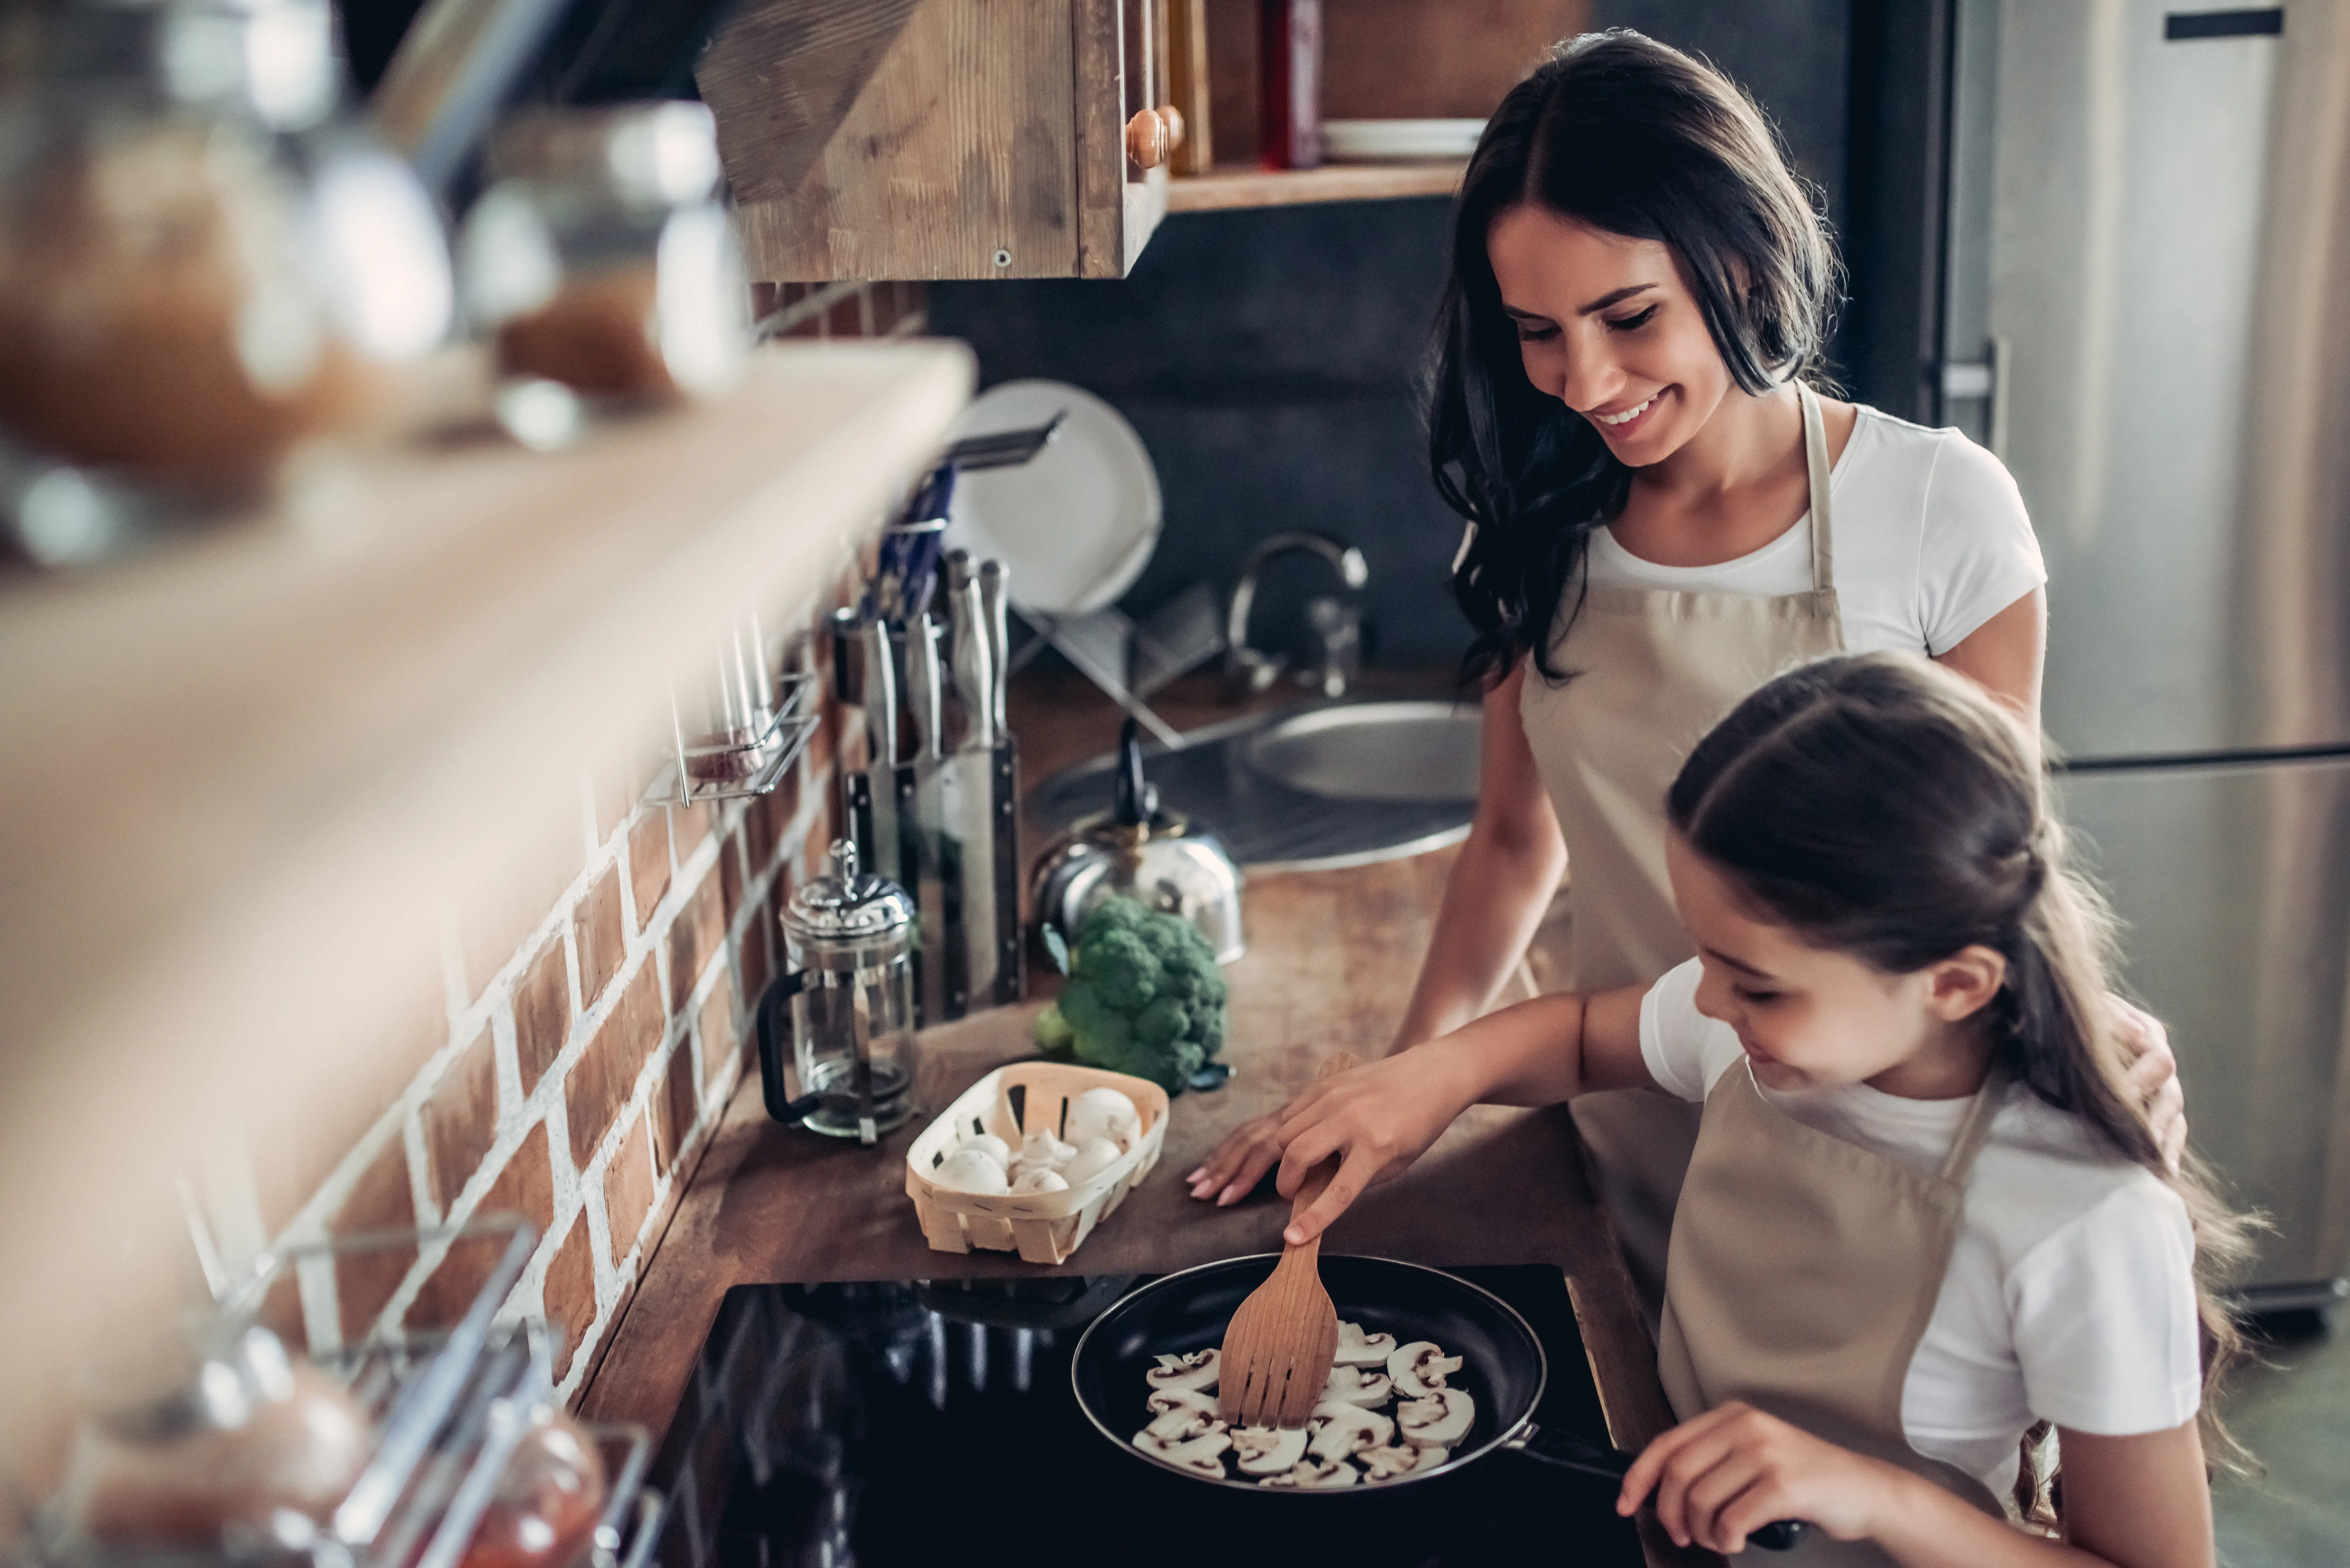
[697,0,1180,281]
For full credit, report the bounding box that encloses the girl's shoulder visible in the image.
[1971,1092,2191,1269]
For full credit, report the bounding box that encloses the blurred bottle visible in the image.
[459,101,749,414]
[0,0,452,505]
[1258,0,1321,170]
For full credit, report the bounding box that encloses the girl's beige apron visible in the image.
[1658,1063,2012,1562]
[1519,384,1845,1312]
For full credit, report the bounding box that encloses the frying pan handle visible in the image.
[1510,1426,1808,1552]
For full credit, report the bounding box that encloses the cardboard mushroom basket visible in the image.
[904,1062,1169,1264]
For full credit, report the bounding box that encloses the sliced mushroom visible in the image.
[1145,1348,1220,1394]
[1321,1364,1393,1407]
[1143,1400,1220,1444]
[1258,1457,1358,1489]
[1307,1401,1394,1464]
[1131,1426,1233,1477]
[1356,1444,1439,1483]
[1332,1319,1398,1367]
[1396,1388,1474,1448]
[1387,1340,1464,1399]
[1145,1385,1220,1421]
[1230,1424,1311,1476]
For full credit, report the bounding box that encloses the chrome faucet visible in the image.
[1223,531,1369,700]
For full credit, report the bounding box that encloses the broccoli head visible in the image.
[1032,896,1228,1093]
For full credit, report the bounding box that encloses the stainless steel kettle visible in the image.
[1029,719,1244,962]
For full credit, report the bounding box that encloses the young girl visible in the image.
[1265,654,2245,1568]
[1185,31,2188,1316]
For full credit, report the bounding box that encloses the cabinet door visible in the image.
[703,0,1095,280]
[1075,0,1166,276]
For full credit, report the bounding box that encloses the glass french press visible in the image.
[755,840,919,1143]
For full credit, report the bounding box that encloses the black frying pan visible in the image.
[1071,1255,1803,1551]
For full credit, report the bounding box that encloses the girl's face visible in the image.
[1486,204,1736,467]
[1664,835,2008,1098]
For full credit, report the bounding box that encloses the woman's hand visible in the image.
[1268,1044,1482,1245]
[2112,998,2187,1173]
[1618,1402,1909,1555]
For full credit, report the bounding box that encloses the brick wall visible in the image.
[236,283,926,1406]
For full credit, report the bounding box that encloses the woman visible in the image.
[1186,30,2185,1310]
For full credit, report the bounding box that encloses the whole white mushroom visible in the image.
[1009,1128,1077,1184]
[1065,1087,1142,1151]
[955,1132,1013,1167]
[931,1147,1010,1194]
[1012,1166,1069,1196]
[1059,1136,1125,1186]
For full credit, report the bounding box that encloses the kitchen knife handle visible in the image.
[858,618,898,771]
[978,560,1010,733]
[907,615,944,763]
[950,575,994,750]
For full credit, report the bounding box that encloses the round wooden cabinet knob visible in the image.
[1125,107,1168,169]
[1159,104,1186,152]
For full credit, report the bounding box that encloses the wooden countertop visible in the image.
[578,672,1708,1567]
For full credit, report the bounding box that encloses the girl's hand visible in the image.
[1268,1045,1480,1245]
[1184,1112,1286,1207]
[2112,999,2187,1173]
[1618,1402,1909,1555]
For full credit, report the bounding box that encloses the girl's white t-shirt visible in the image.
[1638,958,2202,1496]
[1586,407,2045,656]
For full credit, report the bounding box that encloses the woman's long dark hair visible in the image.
[1430,30,1838,688]
[1667,652,2257,1515]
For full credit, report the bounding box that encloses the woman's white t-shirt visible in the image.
[1638,958,2202,1496]
[1586,407,2045,655]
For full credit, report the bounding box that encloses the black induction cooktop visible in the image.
[646,1263,1645,1568]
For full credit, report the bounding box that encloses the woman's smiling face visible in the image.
[1486,204,1735,467]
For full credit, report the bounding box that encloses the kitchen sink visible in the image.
[1242,700,1482,802]
[1028,698,1482,871]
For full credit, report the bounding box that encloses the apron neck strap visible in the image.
[1936,1064,2009,1185]
[1796,383,1835,593]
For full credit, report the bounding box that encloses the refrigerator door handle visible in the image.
[1939,334,2010,460]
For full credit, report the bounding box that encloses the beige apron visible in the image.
[1520,384,1846,1313]
[1658,1063,2013,1562]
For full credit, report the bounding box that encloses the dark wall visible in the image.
[931,3,1877,671]
[930,198,1469,668]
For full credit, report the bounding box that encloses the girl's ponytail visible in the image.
[1668,652,2257,1492]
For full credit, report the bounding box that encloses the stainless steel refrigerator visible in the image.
[1939,0,2350,1310]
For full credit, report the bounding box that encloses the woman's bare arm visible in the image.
[1390,657,1570,1047]
[1936,586,2045,729]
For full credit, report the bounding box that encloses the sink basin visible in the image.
[1243,700,1481,802]
[1028,699,1483,871]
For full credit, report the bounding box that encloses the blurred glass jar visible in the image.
[0,0,452,496]
[54,1322,373,1552]
[459,102,749,407]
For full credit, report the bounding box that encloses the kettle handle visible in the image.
[754,971,822,1126]
[1112,718,1158,827]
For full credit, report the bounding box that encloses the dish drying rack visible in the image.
[31,1218,663,1568]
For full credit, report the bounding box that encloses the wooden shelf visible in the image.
[0,343,971,1386]
[1165,160,1465,213]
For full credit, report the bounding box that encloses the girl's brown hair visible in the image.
[1665,652,2254,1509]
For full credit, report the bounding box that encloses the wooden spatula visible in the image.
[1218,1051,1359,1429]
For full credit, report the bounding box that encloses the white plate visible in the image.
[944,380,1162,617]
[1321,118,1486,162]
